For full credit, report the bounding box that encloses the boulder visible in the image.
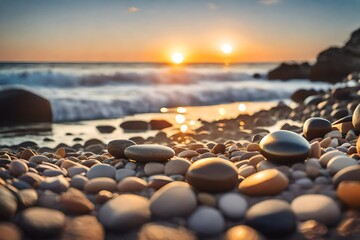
[0,89,52,125]
[268,62,311,80]
[310,28,360,83]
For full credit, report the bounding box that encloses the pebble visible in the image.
[245,199,296,237]
[352,103,360,131]
[178,150,199,158]
[164,158,191,175]
[319,150,345,167]
[326,155,358,175]
[84,177,117,194]
[87,164,116,179]
[138,223,196,240]
[17,207,65,238]
[309,141,321,158]
[98,194,150,231]
[18,189,38,208]
[188,206,225,236]
[225,225,263,240]
[144,162,165,176]
[337,181,360,208]
[61,215,105,240]
[197,192,217,207]
[117,176,147,192]
[70,175,88,190]
[303,117,332,140]
[39,175,69,193]
[9,160,28,177]
[107,139,136,158]
[0,186,17,220]
[67,165,89,178]
[238,169,289,196]
[295,178,313,188]
[148,175,174,190]
[259,130,311,164]
[115,168,135,181]
[186,157,238,192]
[150,182,197,218]
[333,165,360,187]
[0,223,22,240]
[59,188,94,214]
[218,193,248,219]
[29,155,49,164]
[291,194,341,226]
[124,144,175,162]
[95,190,113,204]
[238,165,257,178]
[324,130,342,139]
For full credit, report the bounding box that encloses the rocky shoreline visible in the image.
[1,80,360,240]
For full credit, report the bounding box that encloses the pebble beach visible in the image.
[1,80,360,240]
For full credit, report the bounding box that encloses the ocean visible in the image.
[0,62,331,122]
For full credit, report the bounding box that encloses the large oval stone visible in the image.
[352,103,360,131]
[150,182,197,218]
[259,130,311,164]
[188,206,225,236]
[333,165,360,187]
[238,169,288,196]
[303,117,332,140]
[291,194,340,226]
[107,139,136,158]
[98,194,150,231]
[186,158,238,192]
[124,144,175,162]
[337,181,360,208]
[245,199,296,237]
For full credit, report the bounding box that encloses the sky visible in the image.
[0,0,360,63]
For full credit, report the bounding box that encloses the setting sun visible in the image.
[221,44,233,54]
[171,53,184,64]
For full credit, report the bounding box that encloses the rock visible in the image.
[327,155,358,175]
[17,207,65,238]
[144,162,165,176]
[268,62,311,80]
[245,199,296,237]
[138,223,196,240]
[70,175,88,190]
[29,155,50,164]
[9,160,28,177]
[67,165,89,178]
[188,206,225,236]
[120,120,149,131]
[337,181,360,208]
[87,164,116,179]
[333,165,360,187]
[39,175,69,193]
[150,182,197,218]
[310,28,360,83]
[291,194,341,226]
[218,193,248,219]
[197,192,217,207]
[149,119,173,130]
[291,89,319,103]
[319,150,345,167]
[148,175,174,190]
[84,177,117,194]
[0,186,17,220]
[238,169,288,196]
[353,104,360,131]
[165,158,191,175]
[125,144,175,162]
[225,225,263,240]
[115,168,135,181]
[59,188,94,214]
[0,88,52,125]
[96,125,116,134]
[259,130,311,164]
[117,177,147,192]
[238,165,257,178]
[107,139,136,158]
[212,143,226,154]
[0,223,22,240]
[61,215,104,240]
[309,141,321,159]
[303,117,332,140]
[18,189,38,208]
[98,194,150,231]
[186,157,238,192]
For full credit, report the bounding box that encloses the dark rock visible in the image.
[268,62,311,80]
[259,130,311,164]
[0,89,52,125]
[291,89,319,103]
[149,119,173,130]
[186,157,238,192]
[310,28,360,83]
[96,125,116,134]
[124,144,175,162]
[303,117,332,140]
[0,186,17,220]
[107,139,136,158]
[120,120,149,131]
[253,73,261,79]
[245,199,297,237]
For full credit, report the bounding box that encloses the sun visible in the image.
[221,44,233,54]
[171,53,184,64]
